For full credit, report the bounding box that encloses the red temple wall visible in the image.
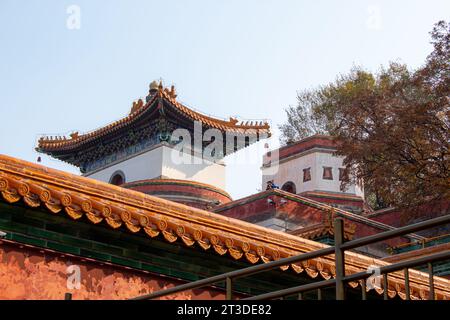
[216,194,408,248]
[0,241,225,300]
[368,200,450,238]
[265,136,337,163]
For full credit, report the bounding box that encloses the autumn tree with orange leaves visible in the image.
[280,21,449,210]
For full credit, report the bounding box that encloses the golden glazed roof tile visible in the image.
[37,84,271,152]
[0,153,449,300]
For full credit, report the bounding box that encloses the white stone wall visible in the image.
[161,145,226,189]
[262,149,364,198]
[85,144,226,189]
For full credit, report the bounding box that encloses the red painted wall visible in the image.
[264,135,337,163]
[216,193,409,252]
[368,200,450,237]
[0,241,225,300]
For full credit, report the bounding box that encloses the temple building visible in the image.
[0,80,449,299]
[1,154,449,299]
[36,81,270,210]
[261,135,365,213]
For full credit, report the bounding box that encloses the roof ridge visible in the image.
[273,189,426,241]
[37,84,271,152]
[158,89,270,129]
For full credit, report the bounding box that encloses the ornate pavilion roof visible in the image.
[1,153,449,300]
[36,81,271,153]
[289,211,357,241]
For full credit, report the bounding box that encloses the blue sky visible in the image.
[0,0,449,199]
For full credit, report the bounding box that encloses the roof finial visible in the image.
[147,80,160,102]
[170,85,177,99]
[149,80,159,93]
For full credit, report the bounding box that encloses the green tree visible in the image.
[279,21,450,210]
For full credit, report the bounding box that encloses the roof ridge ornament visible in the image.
[169,85,177,99]
[148,79,178,101]
[146,80,159,102]
[130,99,144,114]
[229,117,238,125]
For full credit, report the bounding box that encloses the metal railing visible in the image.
[393,232,450,250]
[129,214,450,300]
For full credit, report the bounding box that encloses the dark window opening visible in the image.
[323,167,333,180]
[339,168,347,181]
[110,171,125,186]
[303,168,311,182]
[281,181,296,194]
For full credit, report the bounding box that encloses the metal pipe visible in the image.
[341,215,450,251]
[130,214,450,300]
[342,250,450,283]
[226,277,233,300]
[243,279,336,300]
[334,218,346,300]
[383,274,389,300]
[130,246,335,300]
[428,263,435,300]
[404,269,410,300]
[361,280,367,300]
[261,253,423,302]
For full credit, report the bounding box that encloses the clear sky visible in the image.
[0,0,449,199]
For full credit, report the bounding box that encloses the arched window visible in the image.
[109,171,125,186]
[281,181,296,194]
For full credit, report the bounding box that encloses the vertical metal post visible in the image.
[64,292,72,300]
[428,263,435,300]
[383,274,388,300]
[334,218,345,300]
[361,280,367,300]
[297,292,303,300]
[404,269,410,300]
[226,277,233,300]
[317,288,322,300]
